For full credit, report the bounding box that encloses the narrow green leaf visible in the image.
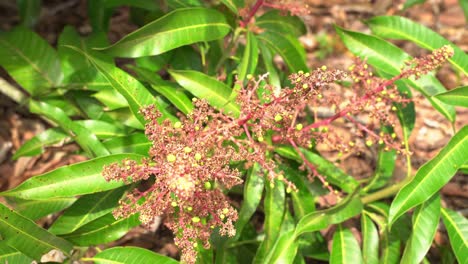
[95,8,231,58]
[363,145,396,192]
[17,0,41,28]
[367,16,468,75]
[85,246,178,264]
[275,146,359,193]
[335,26,455,122]
[402,0,426,10]
[259,43,281,91]
[435,86,468,107]
[0,203,73,260]
[401,194,440,264]
[219,0,244,14]
[281,164,315,220]
[0,27,62,94]
[231,163,264,242]
[256,10,307,37]
[460,0,468,23]
[92,88,129,110]
[361,213,379,264]
[0,242,33,263]
[12,197,77,220]
[104,133,151,155]
[330,225,363,264]
[237,31,259,81]
[58,26,110,80]
[130,65,194,114]
[62,213,140,246]
[257,32,307,73]
[48,186,127,235]
[263,230,299,264]
[13,119,130,159]
[29,100,110,157]
[169,69,240,116]
[254,180,286,263]
[295,189,362,237]
[380,228,401,264]
[166,0,204,9]
[441,208,468,264]
[12,128,68,159]
[0,154,144,200]
[388,126,468,225]
[65,46,174,124]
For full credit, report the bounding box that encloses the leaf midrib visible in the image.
[390,134,467,222]
[0,38,54,87]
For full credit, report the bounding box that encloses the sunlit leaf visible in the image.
[388,126,468,225]
[95,8,230,58]
[401,194,440,263]
[434,86,468,107]
[0,203,73,260]
[84,246,178,264]
[0,27,62,94]
[169,69,240,116]
[0,154,144,200]
[441,208,468,264]
[367,16,468,75]
[361,213,379,264]
[330,225,363,264]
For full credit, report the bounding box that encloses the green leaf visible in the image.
[48,186,128,235]
[259,42,281,91]
[254,180,286,262]
[460,0,468,23]
[441,208,468,264]
[294,189,362,237]
[335,26,455,122]
[169,69,240,116]
[62,213,140,246]
[85,246,178,264]
[166,0,204,9]
[434,86,468,107]
[130,65,194,114]
[361,213,379,264]
[58,26,110,80]
[281,164,315,220]
[0,242,33,264]
[380,228,401,264]
[0,27,62,95]
[0,203,73,260]
[275,146,359,193]
[257,32,307,73]
[12,128,67,159]
[401,193,440,264]
[29,100,110,157]
[330,225,363,264]
[95,7,231,58]
[0,154,144,200]
[13,119,130,159]
[237,31,259,81]
[256,10,307,37]
[388,126,468,225]
[17,0,41,28]
[92,88,129,110]
[104,133,151,155]
[231,163,264,242]
[363,144,396,192]
[219,0,244,14]
[366,16,468,75]
[66,47,176,124]
[263,230,299,264]
[12,197,77,220]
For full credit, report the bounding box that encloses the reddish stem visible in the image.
[303,72,405,131]
[240,0,264,27]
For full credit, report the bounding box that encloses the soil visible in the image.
[0,0,466,262]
